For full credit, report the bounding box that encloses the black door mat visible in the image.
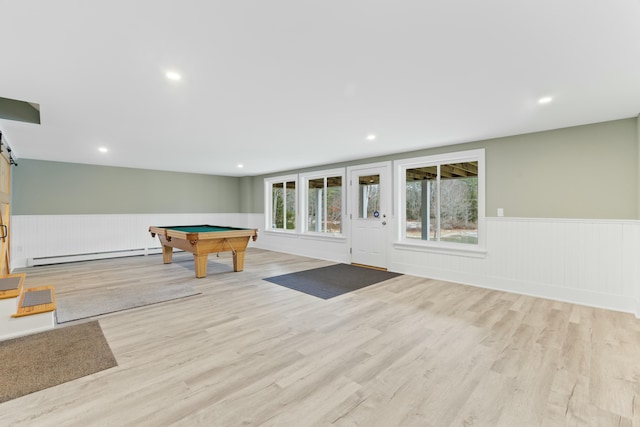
[263,263,402,299]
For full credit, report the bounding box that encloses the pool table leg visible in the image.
[232,250,246,272]
[162,245,173,264]
[194,254,208,278]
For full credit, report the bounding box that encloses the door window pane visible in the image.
[358,175,380,219]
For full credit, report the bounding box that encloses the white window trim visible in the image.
[264,174,299,233]
[394,148,486,253]
[299,167,346,237]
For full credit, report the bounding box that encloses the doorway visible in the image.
[348,162,392,269]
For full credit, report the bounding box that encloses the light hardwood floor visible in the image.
[1,248,639,426]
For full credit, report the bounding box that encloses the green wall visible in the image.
[251,117,639,219]
[13,160,241,214]
[0,96,41,124]
[238,176,254,214]
[12,117,639,219]
[484,119,637,218]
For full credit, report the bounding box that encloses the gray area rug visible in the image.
[264,263,402,299]
[0,321,117,403]
[0,276,21,291]
[56,283,200,323]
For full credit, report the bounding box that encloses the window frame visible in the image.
[264,174,299,233]
[299,167,346,237]
[394,149,486,255]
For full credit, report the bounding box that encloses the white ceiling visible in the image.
[1,1,640,177]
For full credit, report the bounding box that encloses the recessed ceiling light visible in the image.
[237,164,244,168]
[366,134,376,141]
[98,147,108,153]
[166,71,182,81]
[538,96,553,104]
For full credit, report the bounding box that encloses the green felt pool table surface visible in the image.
[161,225,252,233]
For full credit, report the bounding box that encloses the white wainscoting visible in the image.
[252,214,640,317]
[390,218,640,317]
[244,213,350,263]
[10,213,257,269]
[11,214,640,317]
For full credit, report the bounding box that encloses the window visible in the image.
[301,168,345,234]
[397,149,485,250]
[265,176,297,231]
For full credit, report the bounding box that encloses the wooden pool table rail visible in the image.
[149,225,258,278]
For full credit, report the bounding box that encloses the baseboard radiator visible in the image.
[28,247,165,267]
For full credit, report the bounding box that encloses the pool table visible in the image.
[149,225,258,278]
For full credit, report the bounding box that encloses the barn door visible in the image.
[0,142,11,276]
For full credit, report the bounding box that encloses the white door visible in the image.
[348,162,392,269]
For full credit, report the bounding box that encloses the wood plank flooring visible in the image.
[1,248,639,426]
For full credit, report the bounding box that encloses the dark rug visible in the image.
[264,263,402,299]
[56,283,200,323]
[0,321,117,403]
